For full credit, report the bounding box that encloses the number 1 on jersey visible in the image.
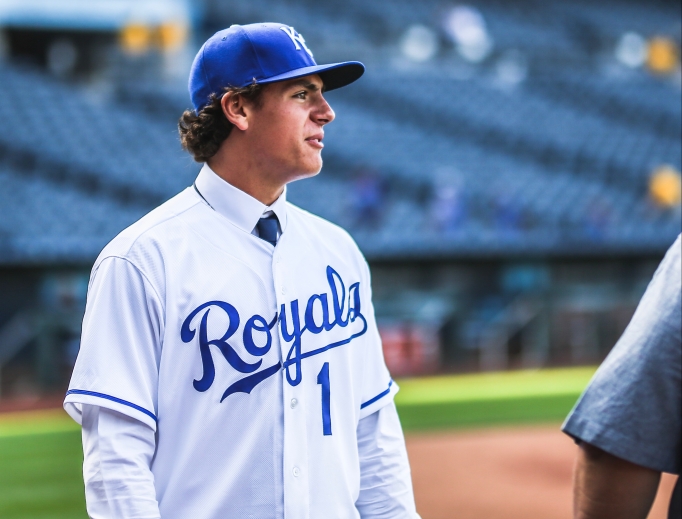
[317,363,332,436]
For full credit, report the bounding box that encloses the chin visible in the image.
[302,157,323,177]
[286,152,323,182]
[285,163,321,184]
[297,168,321,181]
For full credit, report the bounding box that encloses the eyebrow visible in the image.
[288,79,323,92]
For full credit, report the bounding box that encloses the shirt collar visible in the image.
[194,164,288,234]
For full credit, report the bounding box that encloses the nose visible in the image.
[313,95,335,126]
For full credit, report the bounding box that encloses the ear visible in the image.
[221,92,249,131]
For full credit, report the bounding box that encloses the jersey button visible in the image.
[292,466,300,478]
[281,285,287,295]
[290,398,298,409]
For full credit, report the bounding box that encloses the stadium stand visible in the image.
[0,163,146,264]
[0,62,197,263]
[0,0,679,264]
[0,64,196,204]
[530,72,681,140]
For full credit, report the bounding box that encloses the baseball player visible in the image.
[64,23,419,519]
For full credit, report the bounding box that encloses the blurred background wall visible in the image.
[0,0,680,399]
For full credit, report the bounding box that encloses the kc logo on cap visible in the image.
[280,26,313,57]
[188,22,365,113]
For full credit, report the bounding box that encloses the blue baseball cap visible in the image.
[189,22,365,112]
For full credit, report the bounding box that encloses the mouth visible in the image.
[305,134,324,149]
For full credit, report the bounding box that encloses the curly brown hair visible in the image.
[178,84,264,163]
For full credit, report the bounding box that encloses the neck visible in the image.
[207,139,284,206]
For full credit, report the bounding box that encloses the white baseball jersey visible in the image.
[65,164,398,519]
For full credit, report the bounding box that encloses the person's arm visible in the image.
[573,442,661,519]
[82,404,161,519]
[355,401,420,519]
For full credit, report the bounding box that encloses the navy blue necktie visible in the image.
[256,214,279,246]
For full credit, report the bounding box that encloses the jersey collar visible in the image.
[194,164,288,235]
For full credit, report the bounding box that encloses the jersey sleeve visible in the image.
[64,256,164,431]
[358,260,399,420]
[562,234,682,474]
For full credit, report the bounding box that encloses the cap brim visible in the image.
[256,61,365,91]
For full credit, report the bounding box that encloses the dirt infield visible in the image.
[406,424,678,519]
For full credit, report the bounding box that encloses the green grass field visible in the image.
[395,366,596,431]
[0,412,85,519]
[0,366,596,518]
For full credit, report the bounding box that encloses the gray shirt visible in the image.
[563,234,681,515]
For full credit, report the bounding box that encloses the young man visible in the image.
[64,23,419,519]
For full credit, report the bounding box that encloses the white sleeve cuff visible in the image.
[65,391,157,431]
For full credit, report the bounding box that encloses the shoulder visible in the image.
[636,234,681,332]
[92,188,200,277]
[286,202,368,268]
[654,234,681,294]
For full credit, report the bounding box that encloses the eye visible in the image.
[293,90,307,99]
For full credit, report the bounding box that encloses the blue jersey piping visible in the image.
[360,380,394,410]
[65,389,157,422]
